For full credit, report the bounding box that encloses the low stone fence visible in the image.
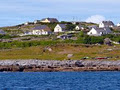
[0,60,120,72]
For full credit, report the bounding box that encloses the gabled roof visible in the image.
[0,29,5,34]
[41,18,58,22]
[94,28,105,33]
[93,27,112,33]
[58,24,66,29]
[32,25,51,31]
[102,21,114,26]
[104,27,112,33]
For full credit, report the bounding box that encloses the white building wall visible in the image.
[99,22,105,28]
[117,23,120,27]
[87,28,101,36]
[32,30,48,35]
[54,25,63,32]
[75,26,80,30]
[40,19,50,23]
[99,22,114,28]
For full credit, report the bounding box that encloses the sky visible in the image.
[0,0,120,27]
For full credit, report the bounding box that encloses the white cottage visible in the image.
[99,21,114,28]
[24,22,33,25]
[87,27,112,36]
[0,29,6,35]
[117,23,120,27]
[54,24,66,33]
[40,18,59,23]
[34,20,41,24]
[32,25,51,35]
[75,25,84,30]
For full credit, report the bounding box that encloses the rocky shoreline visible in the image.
[0,60,120,72]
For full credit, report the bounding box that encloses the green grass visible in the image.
[0,44,119,60]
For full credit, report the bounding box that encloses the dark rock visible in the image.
[75,61,84,67]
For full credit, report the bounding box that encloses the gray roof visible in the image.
[104,27,112,33]
[58,24,66,29]
[88,25,97,29]
[94,27,112,33]
[95,28,105,33]
[102,21,114,26]
[32,25,51,31]
[0,29,5,34]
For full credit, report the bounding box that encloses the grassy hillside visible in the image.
[0,44,119,60]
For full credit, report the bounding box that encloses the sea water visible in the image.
[0,72,120,90]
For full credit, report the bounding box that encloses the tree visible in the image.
[79,31,84,37]
[66,24,76,31]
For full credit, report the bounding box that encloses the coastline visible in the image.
[0,60,120,72]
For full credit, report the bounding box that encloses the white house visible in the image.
[0,29,6,35]
[24,31,33,35]
[24,22,33,25]
[75,25,84,30]
[54,24,66,33]
[32,25,51,35]
[87,27,112,36]
[40,18,59,23]
[117,23,120,27]
[99,21,114,28]
[71,21,80,25]
[34,20,41,24]
[19,31,32,36]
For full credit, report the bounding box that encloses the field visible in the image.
[0,44,120,60]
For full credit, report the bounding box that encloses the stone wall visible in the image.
[0,60,120,72]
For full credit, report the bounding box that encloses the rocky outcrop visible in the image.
[0,60,120,72]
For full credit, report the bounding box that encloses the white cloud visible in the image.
[85,15,105,24]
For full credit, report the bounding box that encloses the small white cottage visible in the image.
[32,25,51,35]
[75,25,84,30]
[87,27,112,36]
[117,23,120,27]
[54,24,66,33]
[40,18,59,23]
[99,21,114,28]
[34,20,41,24]
[0,29,6,35]
[24,22,33,25]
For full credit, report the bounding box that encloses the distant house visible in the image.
[99,21,114,28]
[19,31,32,36]
[75,25,84,30]
[57,34,72,40]
[0,29,6,35]
[87,25,97,29]
[117,23,120,27]
[24,22,34,25]
[71,21,81,25]
[32,25,51,35]
[87,27,112,36]
[24,31,32,35]
[40,18,59,23]
[34,20,41,24]
[54,24,67,33]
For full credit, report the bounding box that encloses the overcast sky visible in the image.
[0,0,120,26]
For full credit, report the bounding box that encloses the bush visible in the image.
[0,34,13,39]
[78,31,84,37]
[66,24,76,31]
[77,36,104,44]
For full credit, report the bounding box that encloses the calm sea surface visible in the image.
[0,72,120,90]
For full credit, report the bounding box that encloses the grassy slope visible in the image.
[0,44,119,60]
